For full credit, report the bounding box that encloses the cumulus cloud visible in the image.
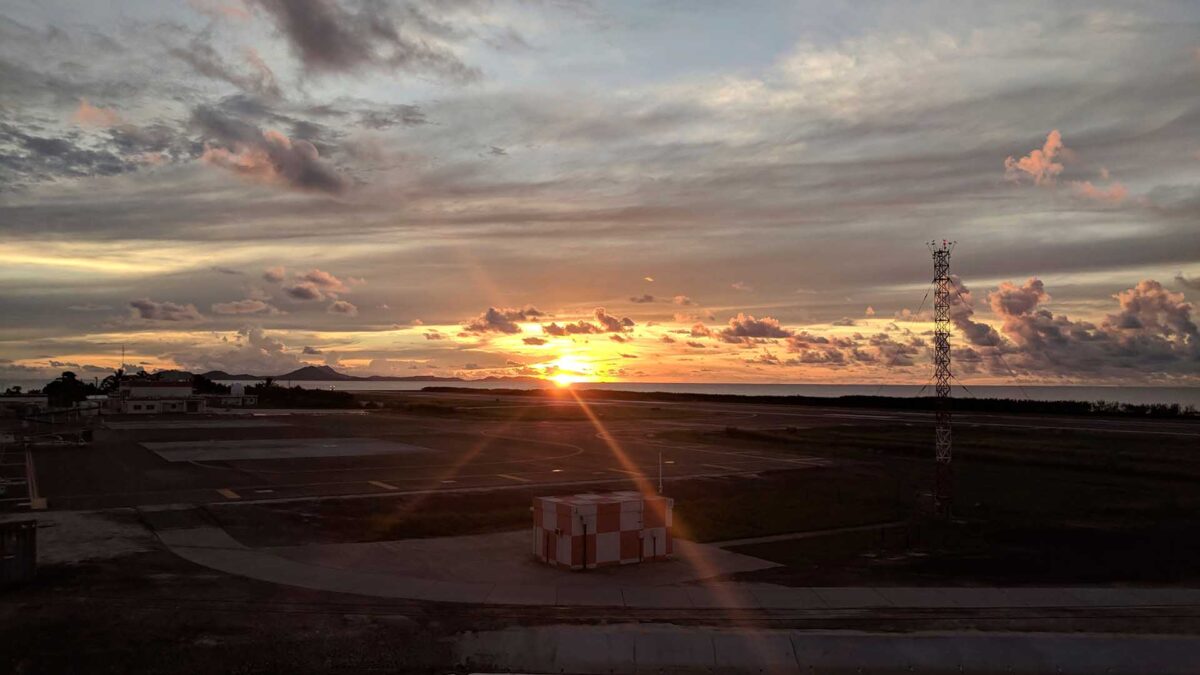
[672,295,695,306]
[193,106,347,194]
[464,305,545,334]
[1005,130,1129,204]
[263,266,286,282]
[629,294,655,303]
[522,336,547,345]
[717,313,792,344]
[284,281,325,301]
[211,298,277,314]
[298,268,349,291]
[950,276,1003,347]
[245,0,480,81]
[989,278,1049,318]
[971,277,1199,379]
[1005,129,1065,185]
[1071,179,1129,205]
[731,281,753,292]
[172,325,301,375]
[129,298,203,321]
[302,345,322,354]
[593,307,635,332]
[1107,280,1197,339]
[541,308,633,336]
[328,299,358,315]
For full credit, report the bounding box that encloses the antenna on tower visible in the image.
[929,240,955,518]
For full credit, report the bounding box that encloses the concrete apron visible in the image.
[454,625,1200,675]
[157,526,1200,611]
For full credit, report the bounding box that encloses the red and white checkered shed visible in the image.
[532,491,673,570]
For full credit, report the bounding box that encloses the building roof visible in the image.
[537,491,666,506]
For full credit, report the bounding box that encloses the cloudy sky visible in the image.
[2,0,1199,386]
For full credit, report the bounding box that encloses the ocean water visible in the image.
[215,380,1200,408]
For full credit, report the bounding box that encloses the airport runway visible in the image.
[10,392,1200,511]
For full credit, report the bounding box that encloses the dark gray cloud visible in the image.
[211,298,274,314]
[629,294,655,303]
[245,0,480,81]
[130,298,203,321]
[717,313,792,344]
[1174,272,1200,291]
[191,104,348,194]
[463,305,545,334]
[328,299,358,315]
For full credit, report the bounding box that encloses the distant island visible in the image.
[202,364,543,384]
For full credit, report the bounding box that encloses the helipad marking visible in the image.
[497,473,531,483]
[369,480,399,490]
[216,488,241,500]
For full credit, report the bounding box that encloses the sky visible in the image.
[1,0,1199,387]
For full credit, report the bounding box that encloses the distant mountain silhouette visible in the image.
[199,364,539,383]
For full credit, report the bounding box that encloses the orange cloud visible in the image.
[1004,129,1065,185]
[1071,180,1128,205]
[72,98,123,127]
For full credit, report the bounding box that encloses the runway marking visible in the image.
[703,463,741,472]
[608,467,642,476]
[496,473,531,483]
[216,488,241,500]
[369,480,399,490]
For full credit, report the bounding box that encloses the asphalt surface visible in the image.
[8,392,1200,511]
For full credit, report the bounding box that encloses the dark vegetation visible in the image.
[425,386,1200,419]
[358,393,697,421]
[246,382,357,408]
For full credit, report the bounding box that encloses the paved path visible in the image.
[156,525,1200,610]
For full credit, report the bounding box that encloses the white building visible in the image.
[117,381,204,414]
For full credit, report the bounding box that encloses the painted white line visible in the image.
[607,468,642,476]
[496,473,532,483]
[369,480,399,490]
[216,488,241,500]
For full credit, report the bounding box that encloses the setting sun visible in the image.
[541,354,598,386]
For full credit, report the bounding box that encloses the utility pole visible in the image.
[930,240,955,518]
[658,451,663,494]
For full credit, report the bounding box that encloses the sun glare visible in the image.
[543,354,597,387]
